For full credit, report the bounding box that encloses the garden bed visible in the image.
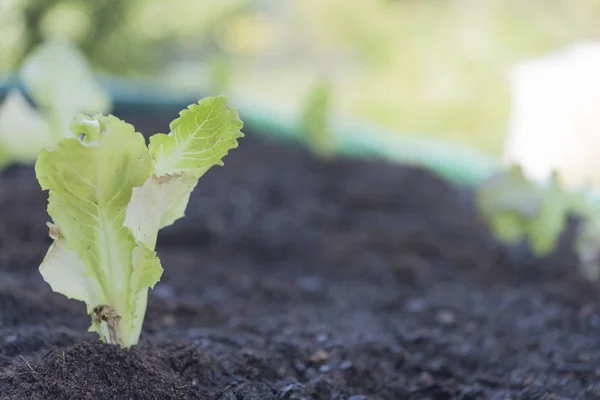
[1,115,599,399]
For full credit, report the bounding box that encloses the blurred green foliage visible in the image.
[476,165,600,281]
[1,0,251,75]
[476,167,573,256]
[289,0,600,155]
[300,79,335,158]
[2,0,600,155]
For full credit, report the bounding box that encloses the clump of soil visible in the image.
[1,118,599,399]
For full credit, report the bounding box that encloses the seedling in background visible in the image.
[0,40,110,169]
[300,79,336,158]
[208,54,232,95]
[36,96,243,347]
[476,165,600,281]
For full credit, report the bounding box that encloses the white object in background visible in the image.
[503,42,600,191]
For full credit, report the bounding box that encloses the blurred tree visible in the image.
[15,0,140,74]
[9,0,251,76]
[78,0,129,68]
[17,0,55,66]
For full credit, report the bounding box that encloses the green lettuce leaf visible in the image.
[40,222,106,309]
[125,96,243,250]
[124,174,199,249]
[36,97,243,347]
[150,96,243,176]
[36,114,160,346]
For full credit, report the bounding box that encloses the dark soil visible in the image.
[1,115,600,399]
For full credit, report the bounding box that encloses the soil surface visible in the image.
[1,115,600,399]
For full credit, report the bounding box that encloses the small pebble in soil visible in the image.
[294,360,307,372]
[419,371,435,386]
[405,329,432,343]
[280,383,295,395]
[319,364,331,373]
[405,298,427,313]
[436,310,457,326]
[426,359,452,378]
[339,360,353,370]
[458,385,484,400]
[5,334,17,343]
[316,333,328,343]
[161,314,177,326]
[310,349,329,363]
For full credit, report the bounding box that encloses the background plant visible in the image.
[3,0,600,156]
[0,39,110,169]
[476,165,600,281]
[299,78,335,159]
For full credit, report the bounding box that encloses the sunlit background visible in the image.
[2,0,600,156]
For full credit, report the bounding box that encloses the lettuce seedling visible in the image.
[476,165,600,281]
[300,79,335,158]
[0,40,110,169]
[36,96,243,347]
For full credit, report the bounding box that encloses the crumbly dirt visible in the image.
[1,116,599,399]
